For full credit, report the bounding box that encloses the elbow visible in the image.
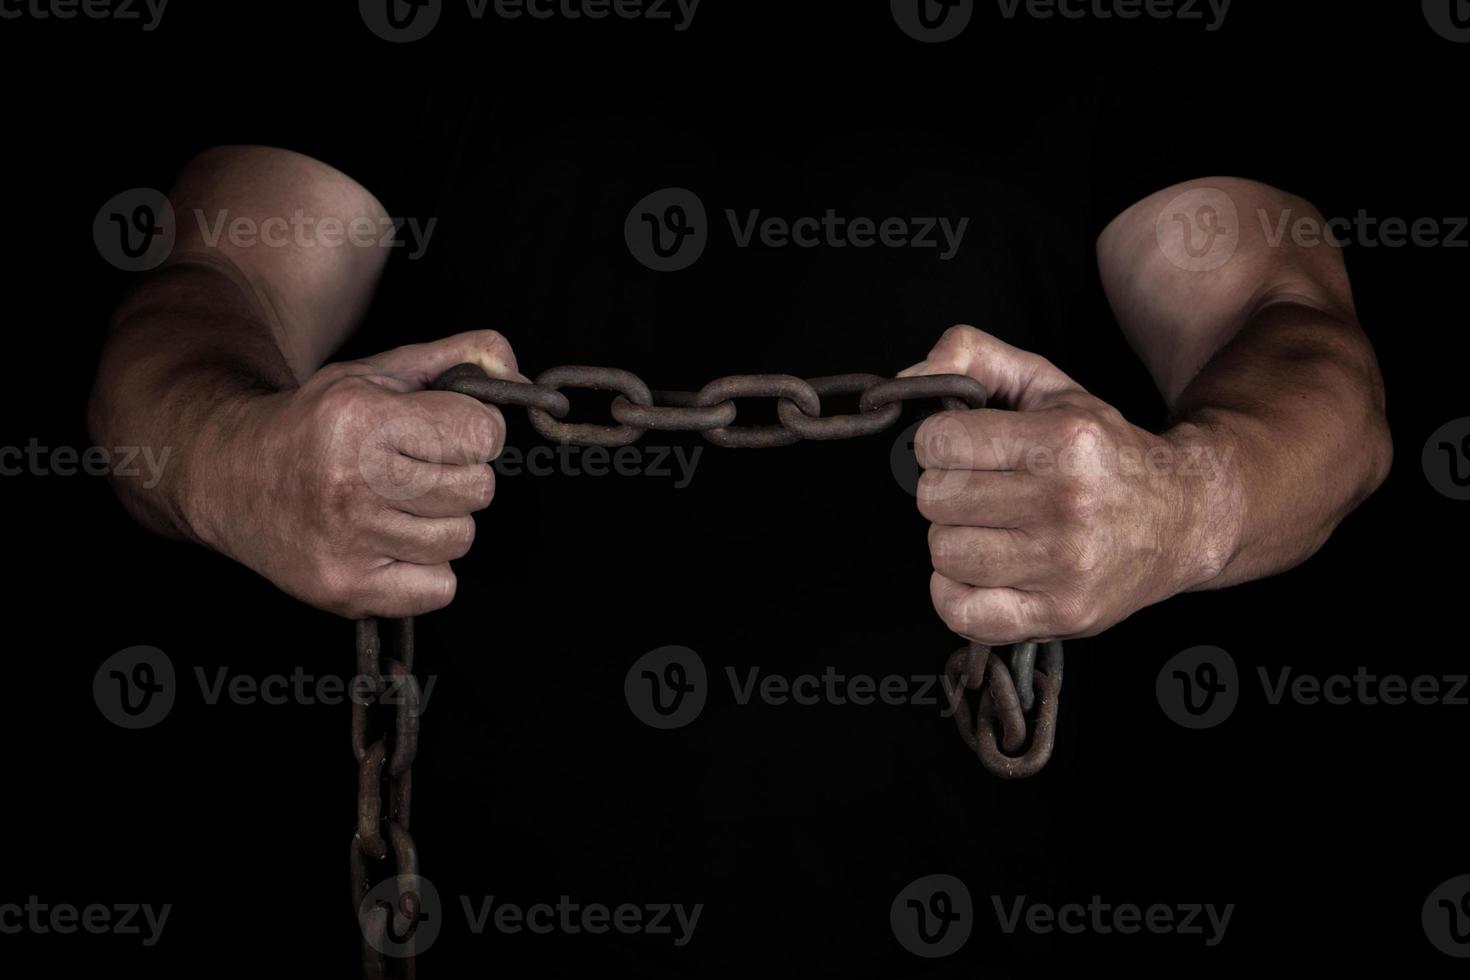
[1357,333,1393,501]
[1341,340,1392,504]
[1362,400,1393,500]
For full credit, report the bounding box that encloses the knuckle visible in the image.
[444,518,477,558]
[928,525,965,566]
[1052,408,1106,455]
[459,405,504,462]
[915,413,973,468]
[936,593,969,636]
[419,570,458,613]
[916,467,965,514]
[932,580,983,638]
[318,474,357,526]
[469,328,515,365]
[318,375,382,425]
[942,323,980,348]
[1055,478,1101,522]
[470,327,508,349]
[312,361,357,385]
[1050,531,1101,576]
[468,465,496,509]
[1047,591,1093,636]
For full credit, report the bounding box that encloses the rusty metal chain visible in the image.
[429,363,990,447]
[351,363,1066,976]
[429,362,1064,772]
[351,617,423,980]
[944,640,1064,779]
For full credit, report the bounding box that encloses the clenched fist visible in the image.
[182,330,521,618]
[905,325,1240,646]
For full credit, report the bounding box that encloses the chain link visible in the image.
[351,617,422,980]
[353,362,1065,975]
[433,363,989,447]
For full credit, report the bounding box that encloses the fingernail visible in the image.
[895,360,929,378]
[472,353,527,383]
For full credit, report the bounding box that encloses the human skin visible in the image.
[89,153,1389,630]
[907,177,1390,644]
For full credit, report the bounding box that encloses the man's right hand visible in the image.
[182,330,519,619]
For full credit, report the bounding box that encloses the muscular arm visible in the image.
[89,145,392,538]
[89,146,519,618]
[906,177,1391,644]
[1098,176,1391,588]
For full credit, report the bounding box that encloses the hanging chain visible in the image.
[350,616,422,980]
[430,362,1064,771]
[944,640,1064,779]
[351,362,1066,976]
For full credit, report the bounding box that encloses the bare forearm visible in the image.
[1168,300,1392,590]
[88,260,296,541]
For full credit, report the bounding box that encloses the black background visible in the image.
[2,1,1467,977]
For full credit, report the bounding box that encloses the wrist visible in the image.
[176,381,283,554]
[1162,419,1245,593]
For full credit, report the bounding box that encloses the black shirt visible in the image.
[231,19,1295,977]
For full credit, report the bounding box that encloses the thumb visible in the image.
[362,329,527,390]
[896,324,1081,410]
